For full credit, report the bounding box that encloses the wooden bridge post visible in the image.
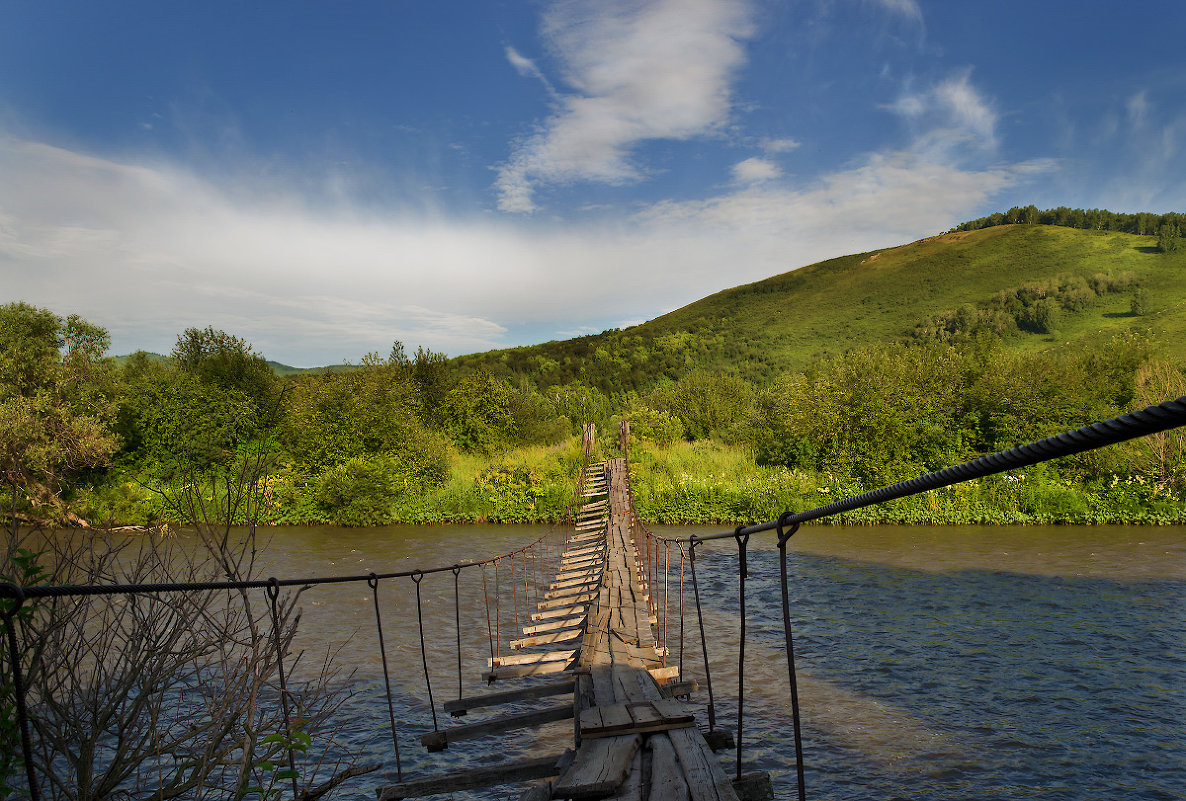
[618,419,629,459]
[582,423,595,456]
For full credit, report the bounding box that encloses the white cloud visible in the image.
[887,70,997,153]
[496,0,755,212]
[868,0,922,23]
[760,137,800,154]
[731,157,782,183]
[0,124,1051,365]
[1126,90,1149,130]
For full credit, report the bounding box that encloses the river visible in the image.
[20,523,1183,800]
[225,522,1186,801]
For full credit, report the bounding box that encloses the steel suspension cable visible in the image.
[481,563,495,667]
[733,528,750,782]
[777,516,807,801]
[452,566,463,706]
[688,536,718,732]
[265,579,299,800]
[368,574,403,781]
[411,571,438,731]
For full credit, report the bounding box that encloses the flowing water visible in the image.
[229,523,1186,800]
[38,523,1186,799]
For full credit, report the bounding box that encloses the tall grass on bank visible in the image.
[80,436,1186,527]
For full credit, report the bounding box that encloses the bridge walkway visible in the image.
[377,459,742,801]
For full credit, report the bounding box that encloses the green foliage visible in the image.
[173,327,280,425]
[117,363,259,472]
[1158,224,1182,254]
[616,407,685,446]
[281,356,424,471]
[313,442,449,526]
[441,371,515,453]
[640,370,754,441]
[0,303,118,514]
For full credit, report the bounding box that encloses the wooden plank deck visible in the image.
[377,458,743,801]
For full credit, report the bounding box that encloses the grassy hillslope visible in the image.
[457,224,1186,389]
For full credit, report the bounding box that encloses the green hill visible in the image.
[456,224,1186,390]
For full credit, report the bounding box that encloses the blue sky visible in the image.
[2,1,1184,365]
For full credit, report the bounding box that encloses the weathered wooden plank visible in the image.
[552,734,641,799]
[549,573,601,591]
[545,580,601,599]
[602,747,643,801]
[376,752,572,801]
[510,627,584,649]
[667,727,741,801]
[442,678,575,715]
[648,666,680,683]
[489,649,577,668]
[483,660,573,681]
[537,592,598,611]
[421,703,574,750]
[532,603,592,621]
[522,614,587,634]
[648,735,690,801]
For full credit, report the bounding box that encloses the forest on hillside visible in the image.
[4,291,1185,528]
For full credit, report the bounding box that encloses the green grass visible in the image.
[457,225,1186,388]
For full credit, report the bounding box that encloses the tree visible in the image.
[2,447,375,799]
[1157,224,1181,254]
[172,327,280,427]
[0,303,118,520]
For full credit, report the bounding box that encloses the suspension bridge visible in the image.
[3,398,1186,801]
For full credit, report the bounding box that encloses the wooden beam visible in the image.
[489,649,577,668]
[510,627,584,649]
[443,678,575,716]
[376,752,573,801]
[521,614,587,634]
[484,661,572,681]
[532,603,592,621]
[552,734,641,800]
[421,703,574,751]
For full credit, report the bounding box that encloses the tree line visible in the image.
[3,298,1183,529]
[951,205,1184,251]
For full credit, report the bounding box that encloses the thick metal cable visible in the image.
[678,542,686,679]
[777,517,807,801]
[368,574,403,781]
[734,527,749,781]
[689,537,717,731]
[510,554,519,643]
[266,579,299,800]
[452,566,463,706]
[662,543,670,666]
[493,558,502,658]
[481,563,495,668]
[411,571,438,731]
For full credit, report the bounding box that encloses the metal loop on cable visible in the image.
[266,576,280,600]
[776,511,800,547]
[0,581,26,615]
[367,572,379,590]
[411,569,424,585]
[734,525,749,580]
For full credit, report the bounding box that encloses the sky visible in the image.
[2,1,1184,366]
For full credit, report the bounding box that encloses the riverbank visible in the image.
[58,438,1186,528]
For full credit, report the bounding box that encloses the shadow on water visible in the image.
[685,541,1186,800]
